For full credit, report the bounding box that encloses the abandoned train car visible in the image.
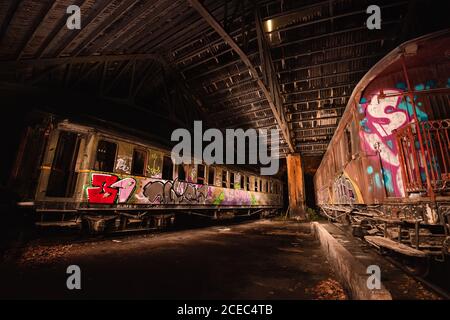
[314,30,450,259]
[9,114,283,233]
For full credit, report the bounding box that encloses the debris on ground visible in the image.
[310,278,347,300]
[396,277,441,300]
[16,244,73,267]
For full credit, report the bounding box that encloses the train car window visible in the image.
[94,140,117,172]
[147,149,163,178]
[345,127,352,160]
[178,165,186,181]
[246,176,250,191]
[46,131,81,197]
[222,170,228,188]
[254,178,258,192]
[259,179,262,192]
[197,164,205,185]
[131,149,146,176]
[208,167,215,185]
[230,172,235,189]
[162,156,173,180]
[240,175,245,190]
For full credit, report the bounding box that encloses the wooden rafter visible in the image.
[52,1,113,57]
[35,0,89,58]
[70,0,140,56]
[16,0,58,60]
[0,0,22,42]
[2,53,164,67]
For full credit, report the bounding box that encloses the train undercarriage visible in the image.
[319,202,450,266]
[30,206,280,235]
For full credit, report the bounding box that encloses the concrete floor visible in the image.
[0,220,346,299]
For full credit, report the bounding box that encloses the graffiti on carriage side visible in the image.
[358,84,430,197]
[111,178,136,203]
[147,151,162,178]
[116,157,131,173]
[87,173,136,204]
[333,175,357,204]
[85,173,276,206]
[143,178,208,204]
[210,188,257,206]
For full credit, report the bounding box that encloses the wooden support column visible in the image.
[287,153,306,219]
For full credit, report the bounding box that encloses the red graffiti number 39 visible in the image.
[87,174,119,204]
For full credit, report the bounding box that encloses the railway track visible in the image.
[382,255,450,300]
[331,221,450,300]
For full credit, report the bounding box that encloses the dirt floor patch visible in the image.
[15,244,73,267]
[0,220,342,299]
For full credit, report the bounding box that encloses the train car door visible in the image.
[45,131,82,198]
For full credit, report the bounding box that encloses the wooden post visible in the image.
[287,153,306,219]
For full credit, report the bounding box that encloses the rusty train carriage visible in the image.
[314,31,450,259]
[12,115,283,233]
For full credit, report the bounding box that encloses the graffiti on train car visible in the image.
[209,188,257,206]
[143,179,208,204]
[358,82,432,197]
[147,151,162,178]
[333,175,357,204]
[87,174,137,204]
[115,157,131,173]
[85,172,278,206]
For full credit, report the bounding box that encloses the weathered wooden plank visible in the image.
[364,236,427,258]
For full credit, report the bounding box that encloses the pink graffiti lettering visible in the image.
[360,89,409,197]
[110,178,136,203]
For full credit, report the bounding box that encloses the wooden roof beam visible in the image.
[2,53,164,67]
[183,36,389,77]
[16,0,59,60]
[272,21,401,49]
[285,97,349,108]
[276,53,383,75]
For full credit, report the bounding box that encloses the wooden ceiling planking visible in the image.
[0,0,416,156]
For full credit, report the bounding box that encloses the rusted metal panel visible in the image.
[397,120,450,194]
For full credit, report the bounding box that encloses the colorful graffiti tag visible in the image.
[333,175,357,204]
[358,84,430,197]
[143,179,208,204]
[210,188,257,206]
[86,173,278,207]
[87,174,136,204]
